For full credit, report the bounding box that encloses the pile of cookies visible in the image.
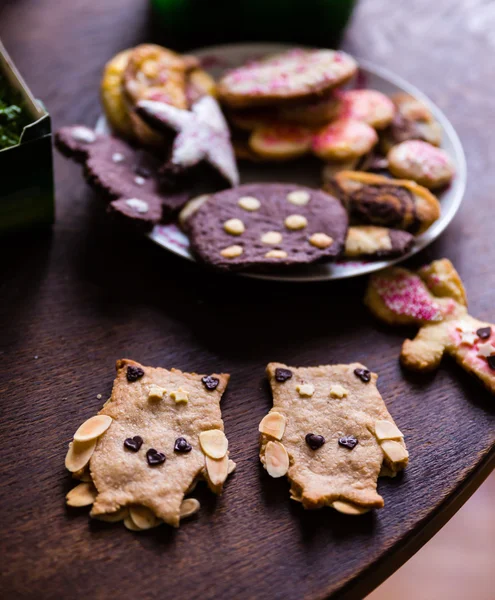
[55,43,456,272]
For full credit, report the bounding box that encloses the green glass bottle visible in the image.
[150,0,357,50]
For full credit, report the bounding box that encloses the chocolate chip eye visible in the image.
[126,366,145,382]
[477,327,492,340]
[124,436,143,452]
[146,448,166,466]
[305,433,325,450]
[338,435,358,450]
[174,437,192,453]
[202,375,219,390]
[354,368,371,383]
[275,368,292,382]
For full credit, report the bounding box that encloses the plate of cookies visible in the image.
[56,42,466,282]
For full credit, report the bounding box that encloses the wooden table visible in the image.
[1,1,494,598]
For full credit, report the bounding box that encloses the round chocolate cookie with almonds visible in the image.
[186,183,348,271]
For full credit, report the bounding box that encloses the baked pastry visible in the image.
[312,118,378,161]
[65,359,235,529]
[217,48,357,108]
[55,125,189,229]
[365,259,495,394]
[387,140,455,189]
[185,183,348,271]
[326,171,441,234]
[344,226,414,259]
[338,89,395,129]
[259,362,408,513]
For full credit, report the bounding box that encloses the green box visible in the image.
[0,40,54,235]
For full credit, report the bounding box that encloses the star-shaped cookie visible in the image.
[136,96,239,187]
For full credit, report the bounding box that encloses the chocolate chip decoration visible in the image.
[354,368,371,383]
[339,435,358,449]
[202,375,220,390]
[126,366,145,382]
[124,436,143,452]
[477,327,492,340]
[275,368,293,382]
[146,448,166,466]
[487,356,495,371]
[305,433,325,450]
[174,437,192,453]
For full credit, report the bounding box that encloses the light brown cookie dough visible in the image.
[387,140,455,189]
[259,362,408,513]
[312,118,378,161]
[64,359,234,529]
[365,259,495,394]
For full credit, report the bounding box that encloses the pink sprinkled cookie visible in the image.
[365,259,495,394]
[387,140,455,189]
[249,124,313,160]
[217,48,357,109]
[312,118,378,161]
[338,89,395,129]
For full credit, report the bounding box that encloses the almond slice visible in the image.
[179,498,201,519]
[66,482,97,507]
[228,459,236,475]
[265,441,289,478]
[129,505,158,530]
[381,440,409,464]
[65,439,97,473]
[199,429,228,459]
[205,454,229,486]
[374,420,404,441]
[93,507,129,523]
[332,501,370,515]
[73,415,113,442]
[296,383,315,397]
[258,412,286,440]
[124,516,142,531]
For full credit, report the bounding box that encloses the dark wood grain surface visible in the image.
[1,1,494,599]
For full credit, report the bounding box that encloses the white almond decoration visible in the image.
[124,516,142,531]
[179,498,201,519]
[374,420,404,441]
[238,196,261,211]
[258,412,286,440]
[199,429,228,459]
[380,440,409,464]
[65,439,98,473]
[129,505,159,530]
[286,190,310,206]
[93,507,129,523]
[224,218,245,235]
[265,441,289,478]
[66,482,97,507]
[332,500,370,515]
[227,459,236,475]
[205,454,229,486]
[73,415,113,442]
[285,214,308,230]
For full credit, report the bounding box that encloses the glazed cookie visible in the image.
[365,259,495,394]
[326,171,441,234]
[65,359,235,529]
[136,96,239,187]
[55,125,189,229]
[381,93,442,153]
[100,49,135,140]
[186,183,348,271]
[217,48,357,108]
[388,140,455,189]
[338,89,395,130]
[259,362,408,513]
[249,124,313,160]
[344,226,414,259]
[312,118,378,161]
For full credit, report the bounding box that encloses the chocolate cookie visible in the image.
[186,183,348,271]
[325,171,440,234]
[55,125,189,230]
[136,96,239,187]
